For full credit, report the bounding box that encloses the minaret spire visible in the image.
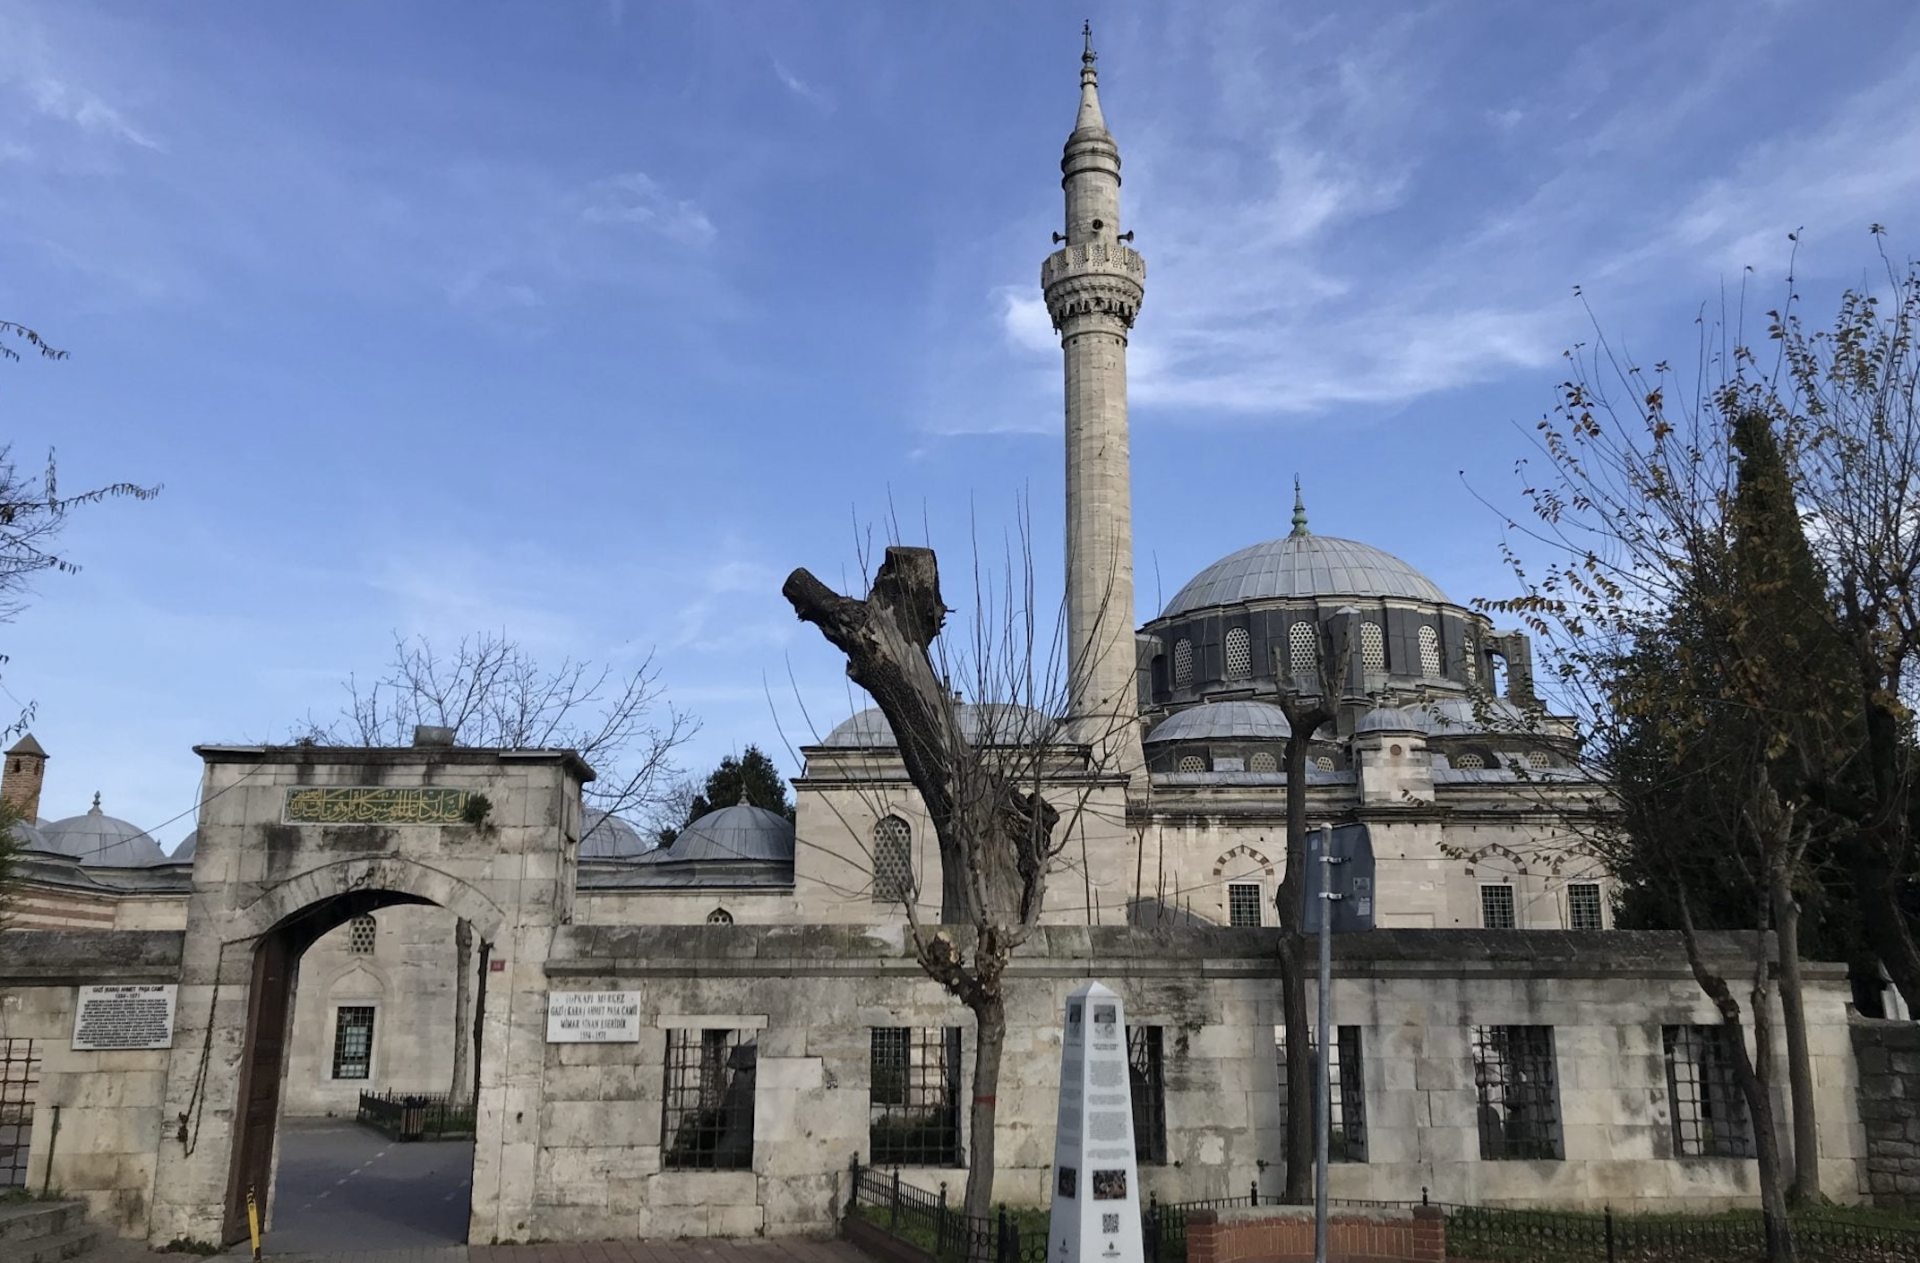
[1043,32,1146,779]
[1291,477,1310,536]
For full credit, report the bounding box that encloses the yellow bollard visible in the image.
[247,1186,262,1261]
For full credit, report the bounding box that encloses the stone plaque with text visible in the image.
[72,984,178,1051]
[546,991,641,1043]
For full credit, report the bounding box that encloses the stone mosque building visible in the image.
[0,38,1903,1249]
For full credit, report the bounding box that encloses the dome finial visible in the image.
[737,782,751,808]
[1290,476,1310,537]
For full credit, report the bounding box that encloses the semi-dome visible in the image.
[1162,533,1448,618]
[1145,700,1292,744]
[820,703,1056,749]
[580,808,650,859]
[655,803,795,863]
[38,795,168,867]
[1355,706,1435,735]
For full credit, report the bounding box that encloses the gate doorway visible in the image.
[223,892,488,1248]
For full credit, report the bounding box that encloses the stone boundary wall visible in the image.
[1186,1205,1444,1263]
[1851,1016,1920,1209]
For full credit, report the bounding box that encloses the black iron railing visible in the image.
[1443,1201,1920,1263]
[355,1090,475,1142]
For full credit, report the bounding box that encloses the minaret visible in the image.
[1043,26,1146,776]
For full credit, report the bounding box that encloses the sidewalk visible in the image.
[208,1237,873,1263]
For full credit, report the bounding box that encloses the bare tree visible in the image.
[299,630,697,823]
[782,537,1135,1222]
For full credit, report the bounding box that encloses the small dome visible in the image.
[1424,697,1530,736]
[167,830,198,862]
[1163,534,1448,617]
[39,794,168,867]
[1356,706,1434,735]
[1145,701,1293,744]
[658,803,794,863]
[580,808,650,859]
[820,703,1055,749]
[7,818,49,853]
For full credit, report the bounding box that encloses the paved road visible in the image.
[268,1117,474,1252]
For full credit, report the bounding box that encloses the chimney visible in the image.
[3,734,48,821]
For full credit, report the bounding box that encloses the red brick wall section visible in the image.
[1185,1206,1444,1263]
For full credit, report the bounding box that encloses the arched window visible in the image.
[1289,622,1318,679]
[1314,756,1335,772]
[1173,638,1194,688]
[1464,635,1479,682]
[1177,755,1206,774]
[1360,623,1385,673]
[1526,751,1550,769]
[1418,626,1442,677]
[1224,627,1251,680]
[1248,751,1278,773]
[1455,752,1485,770]
[706,907,733,925]
[872,816,913,903]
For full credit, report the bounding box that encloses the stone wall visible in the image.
[0,930,184,1235]
[1851,1016,1920,1210]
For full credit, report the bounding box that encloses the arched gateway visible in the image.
[146,741,591,1248]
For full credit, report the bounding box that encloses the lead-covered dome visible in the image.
[1146,700,1292,744]
[653,803,795,863]
[580,808,650,859]
[38,795,168,867]
[820,703,1056,749]
[1163,534,1448,617]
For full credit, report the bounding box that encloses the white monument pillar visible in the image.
[1048,981,1145,1263]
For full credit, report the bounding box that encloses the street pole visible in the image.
[1315,823,1334,1263]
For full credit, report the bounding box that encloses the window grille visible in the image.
[1464,636,1478,681]
[1472,1025,1562,1160]
[869,1027,962,1167]
[1455,752,1486,770]
[1360,623,1385,672]
[1227,882,1263,927]
[1274,1025,1367,1162]
[1527,750,1550,769]
[1177,755,1206,774]
[1289,622,1318,679]
[706,908,733,925]
[872,816,913,903]
[1418,626,1442,677]
[1248,751,1277,773]
[663,1028,757,1170]
[0,1039,40,1188]
[1664,1025,1754,1158]
[1173,639,1194,688]
[348,914,376,955]
[1567,883,1604,932]
[1314,756,1335,772]
[1224,628,1252,680]
[332,1007,375,1080]
[1128,1026,1168,1165]
[1480,884,1517,930]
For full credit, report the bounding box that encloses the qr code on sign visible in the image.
[1102,1214,1120,1234]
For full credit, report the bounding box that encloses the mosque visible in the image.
[0,36,1899,1248]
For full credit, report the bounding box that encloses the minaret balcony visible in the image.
[1042,241,1146,286]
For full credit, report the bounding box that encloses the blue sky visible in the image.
[6,0,1919,847]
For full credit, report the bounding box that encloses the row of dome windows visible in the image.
[1171,623,1461,689]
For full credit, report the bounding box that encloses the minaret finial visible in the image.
[1074,22,1107,133]
[1083,20,1096,65]
[1290,477,1310,537]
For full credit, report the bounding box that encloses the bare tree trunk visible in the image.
[448,918,474,1106]
[1770,881,1820,1205]
[1275,686,1333,1206]
[966,995,1006,1223]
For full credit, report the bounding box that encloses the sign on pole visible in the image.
[1299,823,1375,934]
[1048,981,1145,1263]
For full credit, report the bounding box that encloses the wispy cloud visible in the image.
[576,172,717,247]
[772,59,832,113]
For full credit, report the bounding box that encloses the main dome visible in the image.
[1162,534,1449,617]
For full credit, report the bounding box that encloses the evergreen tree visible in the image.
[656,746,793,846]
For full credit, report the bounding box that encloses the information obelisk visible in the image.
[1048,981,1144,1263]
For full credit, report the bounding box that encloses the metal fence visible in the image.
[0,1039,39,1188]
[355,1090,475,1142]
[1443,1201,1920,1263]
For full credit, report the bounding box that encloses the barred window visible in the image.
[1455,752,1486,770]
[1472,1026,1562,1160]
[1129,1026,1168,1165]
[872,816,913,903]
[1248,751,1277,773]
[1275,1025,1367,1162]
[1419,626,1442,677]
[331,1007,375,1080]
[1224,628,1252,680]
[1173,639,1194,688]
[1314,756,1335,772]
[348,915,377,955]
[1664,1026,1754,1158]
[1289,622,1319,679]
[1360,623,1385,673]
[1527,750,1551,769]
[0,1039,40,1188]
[1464,635,1478,681]
[1481,883,1517,930]
[663,1028,757,1170]
[1228,882,1264,928]
[706,907,733,925]
[869,1027,962,1167]
[1567,883,1604,932]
